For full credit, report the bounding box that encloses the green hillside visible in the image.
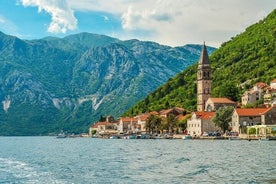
[123,9,276,116]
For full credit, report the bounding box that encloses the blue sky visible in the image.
[0,0,275,47]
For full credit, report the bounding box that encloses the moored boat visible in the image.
[109,135,120,139]
[56,131,67,138]
[182,134,192,140]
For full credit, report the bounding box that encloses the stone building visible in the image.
[187,111,217,136]
[241,82,269,106]
[231,106,276,133]
[205,98,236,112]
[197,43,211,112]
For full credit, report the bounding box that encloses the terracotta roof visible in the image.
[235,107,273,116]
[194,111,215,120]
[120,117,138,122]
[136,113,151,121]
[91,121,113,128]
[209,98,236,104]
[271,79,276,83]
[177,114,191,120]
[150,111,159,115]
[254,82,269,89]
[202,112,215,120]
[159,107,184,115]
[159,109,171,115]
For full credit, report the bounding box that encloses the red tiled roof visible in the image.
[209,98,235,104]
[159,109,170,115]
[235,108,272,116]
[159,107,184,115]
[176,114,191,120]
[91,121,113,128]
[150,111,159,115]
[139,116,149,121]
[201,112,215,120]
[271,79,276,83]
[194,111,215,120]
[254,82,269,89]
[120,117,138,122]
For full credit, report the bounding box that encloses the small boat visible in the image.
[259,137,270,141]
[56,131,67,138]
[182,134,192,140]
[139,134,151,139]
[110,135,120,139]
[128,134,137,139]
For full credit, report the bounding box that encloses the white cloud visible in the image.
[20,0,276,47]
[66,0,276,47]
[21,0,77,33]
[0,16,5,23]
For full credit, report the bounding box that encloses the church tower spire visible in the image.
[197,42,211,112]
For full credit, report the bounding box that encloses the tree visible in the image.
[165,114,178,133]
[178,114,191,133]
[145,115,162,134]
[212,106,234,133]
[213,82,240,102]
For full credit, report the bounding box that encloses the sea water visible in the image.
[0,137,275,184]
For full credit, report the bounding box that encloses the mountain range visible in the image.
[0,31,215,135]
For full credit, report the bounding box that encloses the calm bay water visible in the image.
[0,137,275,184]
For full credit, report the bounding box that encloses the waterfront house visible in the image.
[231,106,276,133]
[205,98,236,112]
[89,115,118,136]
[241,82,269,106]
[187,111,216,137]
[89,121,118,136]
[136,112,158,132]
[117,117,138,134]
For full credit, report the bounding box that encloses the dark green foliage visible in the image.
[212,81,241,102]
[212,106,234,133]
[145,114,162,134]
[0,104,58,136]
[123,9,276,116]
[162,114,178,133]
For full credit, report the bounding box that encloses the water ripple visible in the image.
[0,137,276,183]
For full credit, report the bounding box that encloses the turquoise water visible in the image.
[0,137,275,184]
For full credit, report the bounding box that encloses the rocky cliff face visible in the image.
[0,32,216,135]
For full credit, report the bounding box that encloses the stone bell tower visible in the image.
[197,42,211,112]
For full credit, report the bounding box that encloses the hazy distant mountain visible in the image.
[0,31,216,135]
